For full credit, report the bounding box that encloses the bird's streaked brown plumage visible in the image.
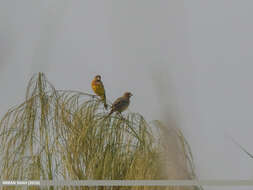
[108,92,133,116]
[91,75,108,109]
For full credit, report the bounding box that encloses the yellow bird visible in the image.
[91,75,108,109]
[108,92,133,116]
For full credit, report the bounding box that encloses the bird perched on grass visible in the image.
[108,92,133,116]
[91,75,108,109]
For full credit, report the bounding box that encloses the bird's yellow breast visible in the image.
[91,81,105,97]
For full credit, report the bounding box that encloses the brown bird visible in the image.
[108,92,133,116]
[91,75,108,109]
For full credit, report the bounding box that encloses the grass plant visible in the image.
[0,73,202,190]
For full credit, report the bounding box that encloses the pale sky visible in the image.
[0,1,253,189]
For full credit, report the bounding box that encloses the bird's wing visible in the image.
[112,97,128,110]
[100,81,106,100]
[101,81,106,95]
[100,81,105,89]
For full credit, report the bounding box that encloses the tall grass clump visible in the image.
[0,73,202,190]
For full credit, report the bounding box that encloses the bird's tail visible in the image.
[102,96,108,110]
[103,100,108,110]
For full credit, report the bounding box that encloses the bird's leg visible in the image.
[118,112,125,120]
[115,111,121,118]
